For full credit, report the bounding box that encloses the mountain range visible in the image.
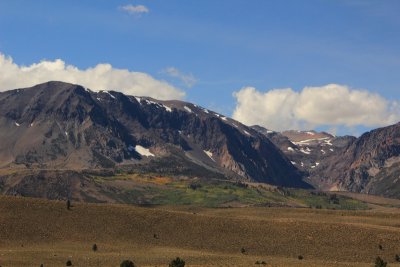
[0,81,399,199]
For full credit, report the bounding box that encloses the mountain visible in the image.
[0,81,310,192]
[252,126,355,174]
[253,125,400,198]
[310,123,400,198]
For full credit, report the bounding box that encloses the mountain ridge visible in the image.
[0,81,309,191]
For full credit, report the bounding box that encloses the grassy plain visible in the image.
[0,195,400,266]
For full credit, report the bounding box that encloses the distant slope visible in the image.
[314,123,400,198]
[253,124,400,198]
[252,126,355,175]
[0,81,309,188]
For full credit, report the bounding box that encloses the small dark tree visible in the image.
[92,243,97,252]
[66,199,71,210]
[169,257,185,267]
[375,257,387,267]
[396,254,400,262]
[120,260,135,267]
[378,244,383,250]
[241,247,246,254]
[40,264,44,267]
[329,194,339,204]
[66,260,72,266]
[298,255,304,260]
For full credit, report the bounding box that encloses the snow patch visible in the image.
[287,147,295,152]
[203,150,215,161]
[135,145,155,157]
[221,117,228,121]
[321,149,326,154]
[244,130,251,136]
[134,96,141,103]
[316,162,320,166]
[163,105,172,112]
[15,122,20,127]
[96,97,101,101]
[329,148,334,152]
[184,106,192,113]
[103,91,116,99]
[306,131,315,135]
[291,161,296,165]
[300,148,310,155]
[324,139,333,146]
[203,109,209,114]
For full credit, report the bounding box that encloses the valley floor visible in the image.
[0,196,400,266]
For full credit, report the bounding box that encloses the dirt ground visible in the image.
[0,196,399,266]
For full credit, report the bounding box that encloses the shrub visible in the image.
[375,257,387,267]
[92,244,97,252]
[378,244,383,250]
[261,261,267,265]
[396,254,400,262]
[66,260,72,266]
[66,200,71,210]
[120,260,135,267]
[329,194,339,204]
[189,183,202,190]
[241,247,246,254]
[298,255,304,260]
[169,257,185,267]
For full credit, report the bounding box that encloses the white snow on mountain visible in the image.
[135,145,155,157]
[184,106,192,113]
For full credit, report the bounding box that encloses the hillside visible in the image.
[253,125,400,198]
[0,81,308,189]
[312,123,400,197]
[0,196,399,266]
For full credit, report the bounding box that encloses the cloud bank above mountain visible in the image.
[233,84,400,131]
[0,53,185,100]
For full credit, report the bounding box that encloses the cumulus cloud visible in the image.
[162,67,197,88]
[232,84,400,131]
[0,53,185,100]
[120,4,149,15]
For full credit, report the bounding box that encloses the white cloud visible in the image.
[120,4,149,15]
[232,84,400,131]
[0,53,185,100]
[162,67,197,88]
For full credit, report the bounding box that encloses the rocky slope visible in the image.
[0,81,309,192]
[252,126,355,174]
[253,125,400,198]
[312,123,400,198]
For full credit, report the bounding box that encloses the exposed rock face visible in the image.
[253,125,400,198]
[314,123,400,198]
[0,81,309,188]
[252,126,355,175]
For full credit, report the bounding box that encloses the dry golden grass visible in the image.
[0,196,399,266]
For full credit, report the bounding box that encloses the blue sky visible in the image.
[0,0,399,135]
